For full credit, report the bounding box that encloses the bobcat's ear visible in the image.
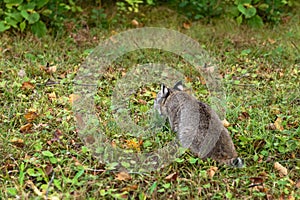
[173,81,183,91]
[161,84,169,97]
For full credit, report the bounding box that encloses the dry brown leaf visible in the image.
[165,172,178,181]
[47,65,57,73]
[274,117,284,131]
[116,171,131,181]
[41,63,57,74]
[268,38,276,44]
[274,162,288,176]
[121,184,138,192]
[131,19,139,27]
[20,123,33,133]
[183,22,191,29]
[21,81,35,90]
[10,138,25,148]
[207,166,218,178]
[249,177,264,185]
[238,112,250,120]
[24,109,38,122]
[222,119,230,128]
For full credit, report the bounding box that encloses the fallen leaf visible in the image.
[125,139,142,151]
[238,112,250,120]
[165,172,178,181]
[249,177,264,185]
[268,38,276,44]
[20,123,33,133]
[116,171,131,181]
[41,63,57,74]
[24,109,38,122]
[131,19,139,27]
[121,184,138,192]
[207,166,218,178]
[183,22,191,29]
[47,65,57,73]
[10,138,25,148]
[274,117,284,131]
[274,162,288,176]
[222,119,230,128]
[21,81,35,90]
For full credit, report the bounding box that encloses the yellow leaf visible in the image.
[274,117,284,131]
[125,139,142,151]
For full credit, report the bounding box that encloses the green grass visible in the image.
[0,7,299,199]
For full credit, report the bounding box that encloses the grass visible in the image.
[0,6,299,199]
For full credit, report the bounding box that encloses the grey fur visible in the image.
[154,81,244,168]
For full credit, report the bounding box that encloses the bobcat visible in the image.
[154,81,244,168]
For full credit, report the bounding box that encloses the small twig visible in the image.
[46,171,55,198]
[36,80,97,87]
[85,168,106,172]
[290,41,300,52]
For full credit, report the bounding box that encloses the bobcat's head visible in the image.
[154,81,184,115]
